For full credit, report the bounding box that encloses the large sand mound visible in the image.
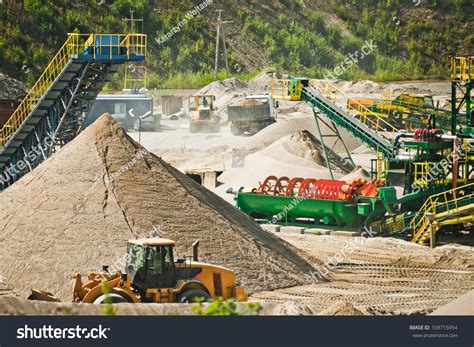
[0,114,315,300]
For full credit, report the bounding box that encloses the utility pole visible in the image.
[214,10,232,81]
[122,9,144,33]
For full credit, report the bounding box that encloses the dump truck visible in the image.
[227,94,277,135]
[188,94,220,133]
[29,238,246,304]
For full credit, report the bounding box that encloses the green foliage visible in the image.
[192,298,262,316]
[101,281,116,316]
[0,0,471,86]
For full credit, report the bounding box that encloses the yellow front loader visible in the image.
[29,238,246,304]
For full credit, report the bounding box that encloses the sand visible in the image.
[252,233,474,315]
[318,301,364,316]
[0,114,316,300]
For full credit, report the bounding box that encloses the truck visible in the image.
[227,94,277,136]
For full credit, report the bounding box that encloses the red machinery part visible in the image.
[256,176,382,199]
[274,176,289,196]
[298,178,318,197]
[414,128,443,142]
[312,180,347,200]
[286,177,304,197]
[257,175,278,194]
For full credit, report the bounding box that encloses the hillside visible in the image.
[0,0,472,88]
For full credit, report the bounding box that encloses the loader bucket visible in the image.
[28,289,61,302]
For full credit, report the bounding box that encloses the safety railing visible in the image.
[67,33,147,60]
[124,65,147,89]
[317,80,400,140]
[451,56,474,82]
[0,35,75,148]
[271,79,303,101]
[0,33,147,149]
[411,182,474,242]
[412,162,448,189]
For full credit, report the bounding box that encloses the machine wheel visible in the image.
[93,293,129,304]
[177,289,210,303]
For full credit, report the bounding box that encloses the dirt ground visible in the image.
[251,232,474,315]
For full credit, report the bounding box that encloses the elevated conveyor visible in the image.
[0,33,147,188]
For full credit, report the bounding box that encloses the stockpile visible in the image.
[0,73,27,100]
[0,114,315,300]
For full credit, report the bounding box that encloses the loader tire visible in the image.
[93,293,128,304]
[177,289,210,303]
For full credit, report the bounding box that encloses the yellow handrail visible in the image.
[0,33,147,149]
[451,56,474,82]
[411,182,474,242]
[316,80,400,139]
[0,36,74,147]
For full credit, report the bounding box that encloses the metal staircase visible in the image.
[411,183,474,246]
[0,33,146,188]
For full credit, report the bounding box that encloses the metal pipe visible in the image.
[394,132,414,146]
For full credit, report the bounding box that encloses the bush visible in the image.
[192,298,262,316]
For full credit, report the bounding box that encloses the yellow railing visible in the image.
[451,56,474,82]
[376,152,388,182]
[317,80,400,139]
[271,79,303,101]
[124,65,147,89]
[0,35,74,147]
[411,182,474,242]
[67,33,147,60]
[0,33,147,148]
[412,162,449,189]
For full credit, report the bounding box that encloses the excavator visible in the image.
[29,238,247,304]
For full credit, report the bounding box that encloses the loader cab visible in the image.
[189,94,215,113]
[125,238,178,291]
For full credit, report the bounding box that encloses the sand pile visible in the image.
[248,71,274,93]
[0,114,315,300]
[214,129,353,203]
[318,301,364,316]
[239,115,362,155]
[0,73,27,99]
[197,78,248,118]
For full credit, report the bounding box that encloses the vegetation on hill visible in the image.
[0,0,472,89]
